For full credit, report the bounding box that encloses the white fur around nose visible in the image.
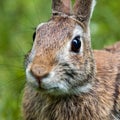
[26,64,39,87]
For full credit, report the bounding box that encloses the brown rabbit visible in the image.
[105,42,120,53]
[22,0,120,120]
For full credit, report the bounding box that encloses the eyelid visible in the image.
[73,35,80,40]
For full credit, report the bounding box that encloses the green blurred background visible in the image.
[0,0,120,119]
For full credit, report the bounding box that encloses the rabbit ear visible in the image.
[52,0,71,15]
[73,0,96,23]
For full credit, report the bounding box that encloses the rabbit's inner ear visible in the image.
[73,0,96,23]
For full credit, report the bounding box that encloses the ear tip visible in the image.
[92,0,97,7]
[90,0,96,16]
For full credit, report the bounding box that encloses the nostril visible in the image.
[31,65,48,76]
[30,70,49,85]
[30,65,49,84]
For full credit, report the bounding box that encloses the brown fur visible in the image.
[52,0,71,14]
[73,0,94,23]
[23,50,120,120]
[105,42,120,53]
[22,0,120,119]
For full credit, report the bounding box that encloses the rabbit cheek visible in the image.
[37,67,69,94]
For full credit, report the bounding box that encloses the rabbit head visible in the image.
[25,0,96,95]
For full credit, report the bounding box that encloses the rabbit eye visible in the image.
[71,36,81,53]
[33,31,36,41]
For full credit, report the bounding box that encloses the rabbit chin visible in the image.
[26,69,92,95]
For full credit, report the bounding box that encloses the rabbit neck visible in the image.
[23,85,113,120]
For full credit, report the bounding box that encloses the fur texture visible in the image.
[22,0,120,119]
[23,49,120,120]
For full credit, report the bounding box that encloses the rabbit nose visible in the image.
[30,64,49,83]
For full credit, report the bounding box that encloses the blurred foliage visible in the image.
[0,0,120,119]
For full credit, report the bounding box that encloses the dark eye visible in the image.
[71,36,81,53]
[33,31,36,41]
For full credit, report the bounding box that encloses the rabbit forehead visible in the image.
[35,17,85,51]
[34,18,76,53]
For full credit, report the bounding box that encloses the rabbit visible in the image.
[105,41,120,53]
[22,0,120,120]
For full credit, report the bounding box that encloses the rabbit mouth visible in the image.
[26,70,69,94]
[27,75,92,96]
[26,63,93,95]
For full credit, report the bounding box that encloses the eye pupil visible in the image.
[33,31,36,41]
[71,36,81,53]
